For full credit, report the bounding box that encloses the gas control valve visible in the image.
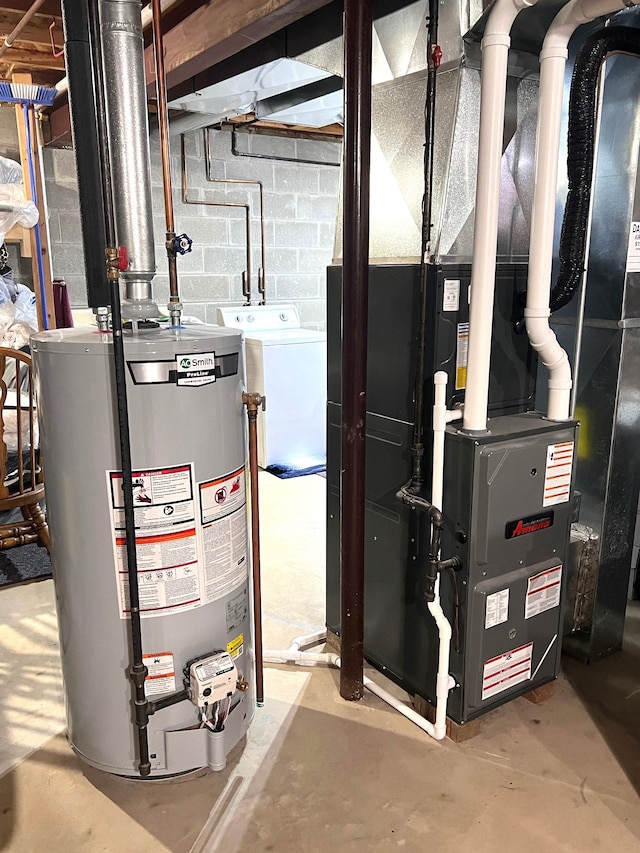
[185,651,237,708]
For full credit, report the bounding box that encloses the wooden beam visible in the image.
[144,0,334,93]
[0,46,64,71]
[12,72,56,331]
[0,12,63,48]
[0,1,60,15]
[45,98,71,147]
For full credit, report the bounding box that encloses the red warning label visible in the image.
[482,642,533,702]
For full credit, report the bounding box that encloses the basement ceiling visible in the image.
[0,0,64,86]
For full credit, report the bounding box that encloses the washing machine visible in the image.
[217,305,326,470]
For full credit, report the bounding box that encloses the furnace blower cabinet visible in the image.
[438,415,576,721]
[326,263,577,725]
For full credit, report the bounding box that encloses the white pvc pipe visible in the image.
[288,629,328,652]
[264,635,444,740]
[525,0,638,421]
[427,370,455,740]
[432,371,448,511]
[362,676,440,738]
[463,0,538,432]
[263,649,341,667]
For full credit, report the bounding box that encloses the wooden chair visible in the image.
[0,346,49,553]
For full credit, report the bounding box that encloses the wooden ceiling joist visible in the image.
[0,10,62,48]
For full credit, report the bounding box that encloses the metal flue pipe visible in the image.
[100,0,158,319]
[340,0,373,702]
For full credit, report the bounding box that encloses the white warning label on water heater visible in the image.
[543,441,574,507]
[143,652,176,697]
[199,467,248,604]
[108,463,203,619]
[485,588,509,629]
[525,565,562,620]
[482,642,532,702]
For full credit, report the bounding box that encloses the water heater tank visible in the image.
[32,325,255,777]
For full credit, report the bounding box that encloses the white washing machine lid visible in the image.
[245,328,326,345]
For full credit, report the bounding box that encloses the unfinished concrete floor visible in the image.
[0,472,639,852]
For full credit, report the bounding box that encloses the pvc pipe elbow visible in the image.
[483,0,536,38]
[428,609,453,643]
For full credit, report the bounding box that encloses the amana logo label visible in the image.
[505,510,554,539]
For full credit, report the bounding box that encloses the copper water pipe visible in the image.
[181,134,252,304]
[151,0,180,313]
[0,0,45,59]
[242,391,265,707]
[204,126,267,305]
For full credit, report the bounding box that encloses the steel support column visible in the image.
[339,0,372,701]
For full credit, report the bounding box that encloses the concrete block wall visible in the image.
[42,126,341,330]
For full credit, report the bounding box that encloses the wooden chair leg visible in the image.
[25,502,50,554]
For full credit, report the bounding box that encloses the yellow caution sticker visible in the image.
[227,633,244,660]
[455,322,469,390]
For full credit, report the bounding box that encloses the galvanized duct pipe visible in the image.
[100,0,158,319]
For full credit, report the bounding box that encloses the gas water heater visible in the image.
[32,325,255,776]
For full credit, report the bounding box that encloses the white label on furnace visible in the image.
[455,322,469,390]
[543,441,574,506]
[626,221,640,272]
[443,279,460,312]
[482,642,532,702]
[143,652,176,697]
[526,565,562,620]
[485,588,509,629]
[199,468,248,604]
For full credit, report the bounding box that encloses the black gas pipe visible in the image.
[408,0,440,493]
[396,486,462,604]
[85,0,152,778]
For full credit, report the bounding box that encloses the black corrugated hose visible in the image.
[551,25,640,313]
